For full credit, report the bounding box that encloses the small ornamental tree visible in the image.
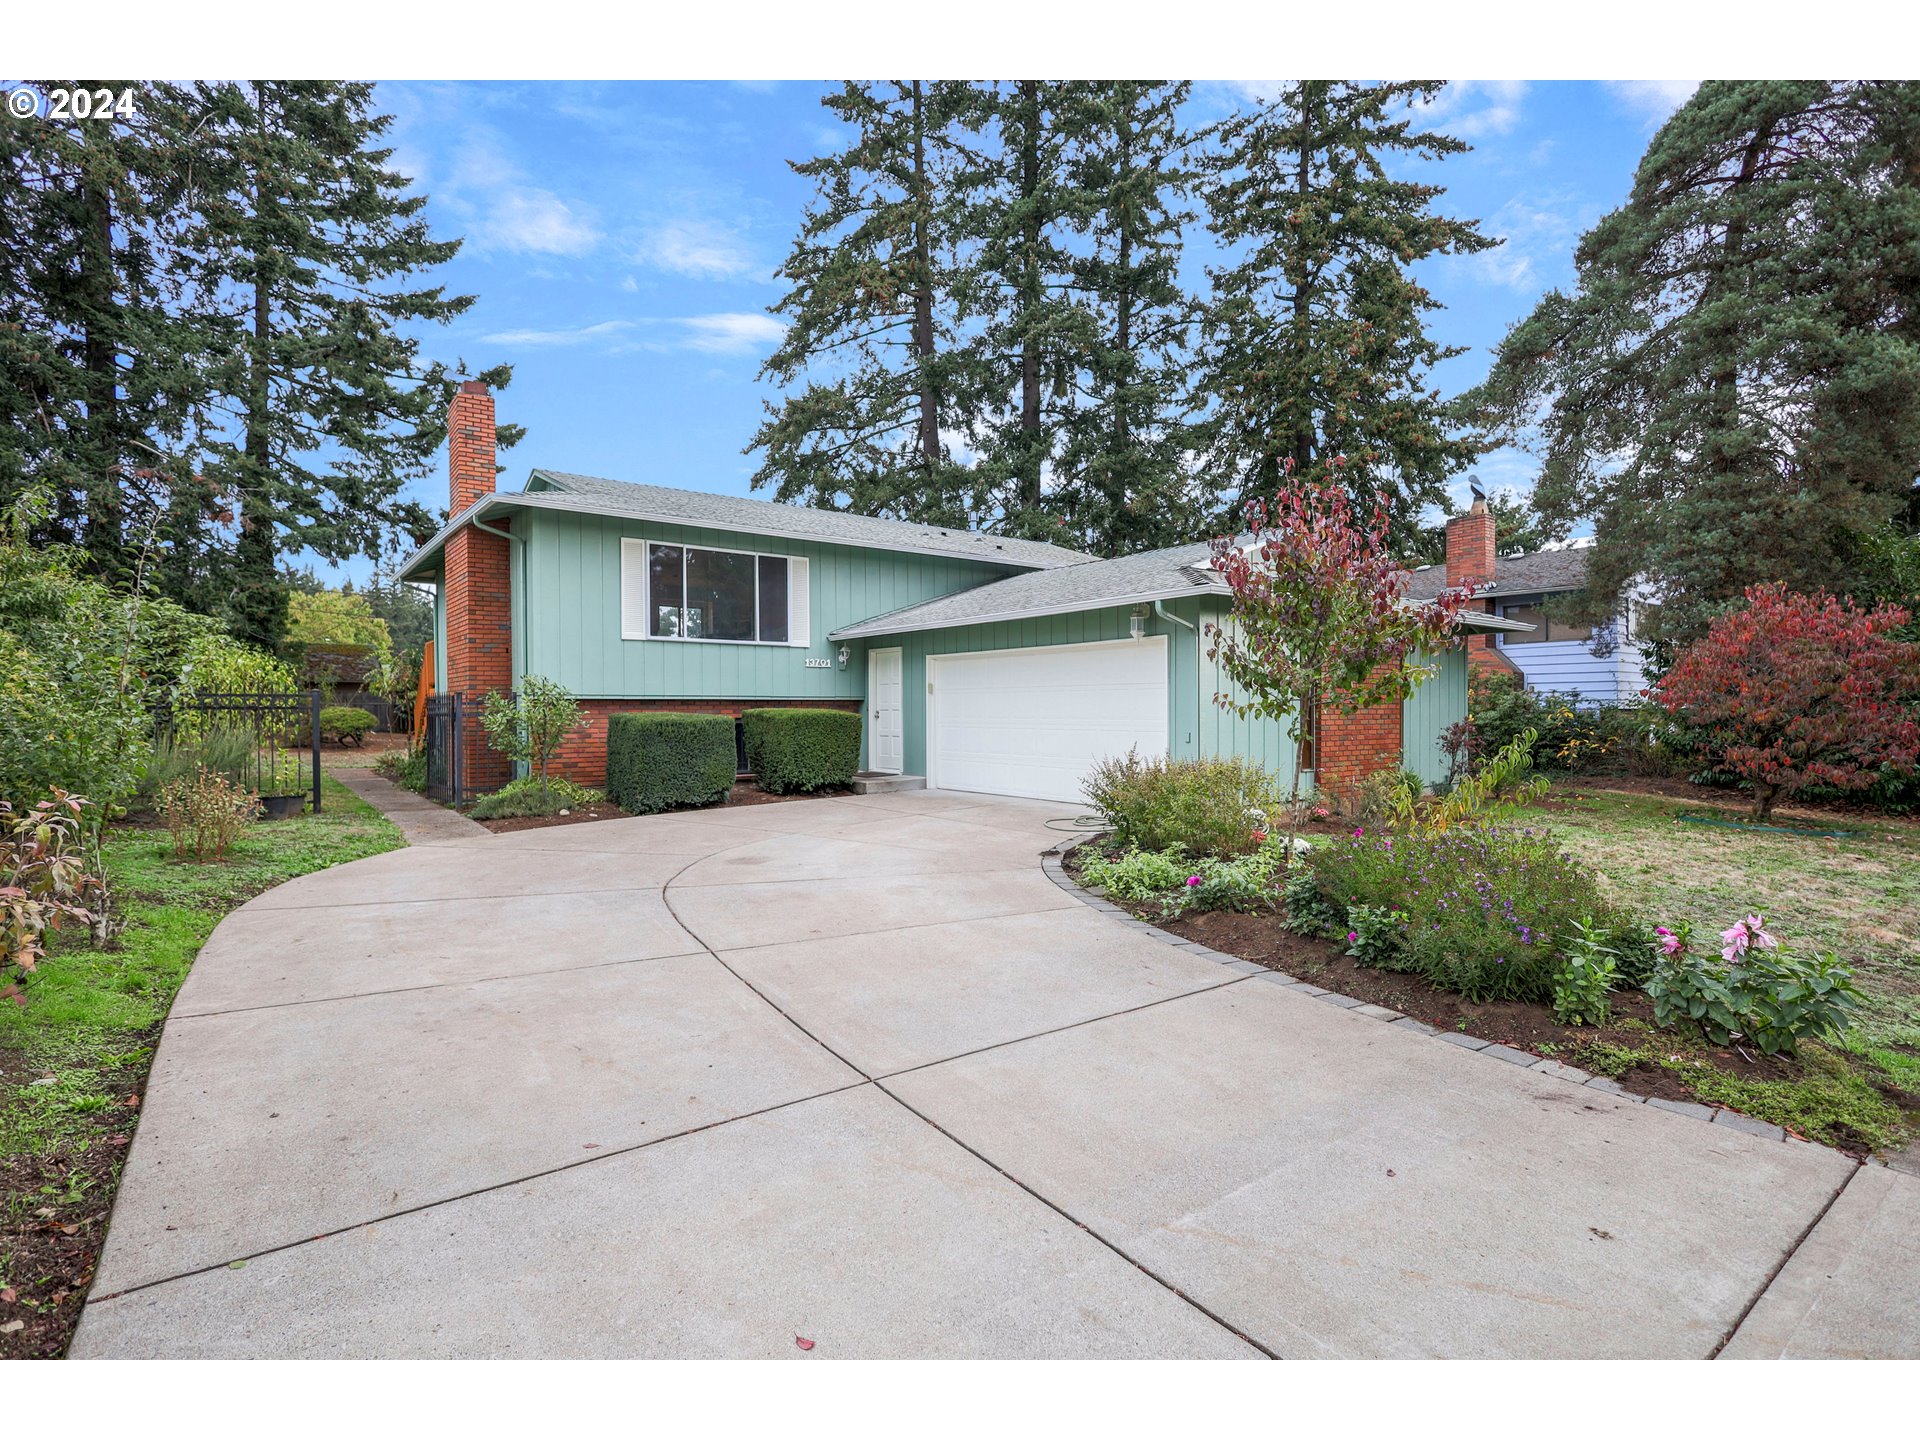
[480,675,587,798]
[1207,478,1479,863]
[1654,583,1920,820]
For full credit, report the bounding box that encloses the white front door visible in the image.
[868,647,904,774]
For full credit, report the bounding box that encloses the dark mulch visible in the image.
[1160,908,1799,1084]
[0,1045,148,1361]
[1059,842,1826,1109]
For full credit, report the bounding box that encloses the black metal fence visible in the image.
[153,690,324,814]
[421,692,467,807]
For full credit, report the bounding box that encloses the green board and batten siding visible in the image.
[516,508,1019,700]
[863,595,1303,792]
[1400,646,1467,788]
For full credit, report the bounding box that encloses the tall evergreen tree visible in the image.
[752,81,977,524]
[0,81,208,585]
[1050,81,1205,555]
[1468,82,1920,650]
[1194,82,1496,539]
[161,81,517,650]
[947,80,1092,536]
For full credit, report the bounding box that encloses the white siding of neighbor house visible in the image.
[1498,633,1649,704]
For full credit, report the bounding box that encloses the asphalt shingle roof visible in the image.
[529,470,1095,570]
[1404,545,1591,601]
[830,541,1224,639]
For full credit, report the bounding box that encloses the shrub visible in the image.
[1082,749,1283,858]
[375,744,427,792]
[1551,919,1619,1026]
[1654,583,1920,819]
[481,675,586,794]
[158,767,261,862]
[1390,730,1546,834]
[1282,866,1341,933]
[605,713,736,815]
[1078,845,1195,902]
[1307,826,1630,1003]
[1350,768,1422,829]
[470,775,607,821]
[1645,916,1861,1054]
[138,728,259,802]
[1,790,105,1000]
[318,706,377,746]
[744,708,861,793]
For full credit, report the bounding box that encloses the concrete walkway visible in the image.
[71,792,1915,1358]
[329,766,489,844]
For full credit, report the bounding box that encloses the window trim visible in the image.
[1496,594,1601,647]
[630,538,795,647]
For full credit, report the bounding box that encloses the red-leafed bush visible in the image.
[1654,584,1920,819]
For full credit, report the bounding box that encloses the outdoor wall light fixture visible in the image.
[837,645,850,669]
[1130,605,1148,641]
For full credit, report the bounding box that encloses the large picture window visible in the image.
[647,542,790,644]
[1500,599,1594,646]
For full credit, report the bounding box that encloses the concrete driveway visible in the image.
[72,792,1914,1359]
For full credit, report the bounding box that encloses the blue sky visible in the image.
[337,79,1699,581]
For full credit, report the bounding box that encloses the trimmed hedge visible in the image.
[605,712,736,814]
[743,707,862,794]
[318,705,377,746]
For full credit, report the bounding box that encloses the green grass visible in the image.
[1546,785,1919,1147]
[1,778,403,1274]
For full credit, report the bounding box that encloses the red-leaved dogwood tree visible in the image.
[1207,480,1479,861]
[1655,583,1920,820]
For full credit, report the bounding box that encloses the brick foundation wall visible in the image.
[549,697,863,791]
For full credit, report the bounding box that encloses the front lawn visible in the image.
[1549,786,1920,1096]
[0,777,402,1359]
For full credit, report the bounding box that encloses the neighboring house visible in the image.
[399,383,1515,803]
[1407,499,1651,705]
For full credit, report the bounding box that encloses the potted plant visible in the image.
[257,741,307,820]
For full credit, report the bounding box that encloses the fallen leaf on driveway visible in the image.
[795,1336,815,1351]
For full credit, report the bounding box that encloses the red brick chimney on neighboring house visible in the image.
[442,381,514,788]
[1446,495,1516,676]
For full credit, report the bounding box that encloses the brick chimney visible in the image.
[1445,493,1516,676]
[449,379,497,515]
[441,381,514,789]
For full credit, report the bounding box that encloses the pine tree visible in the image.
[1194,82,1496,540]
[161,81,519,650]
[752,82,977,525]
[1469,82,1920,650]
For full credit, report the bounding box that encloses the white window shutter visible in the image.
[788,556,810,647]
[620,538,648,639]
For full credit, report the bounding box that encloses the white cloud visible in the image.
[620,275,639,293]
[673,313,785,354]
[483,187,601,257]
[1462,189,1594,294]
[1605,81,1699,126]
[1422,80,1529,139]
[635,219,757,280]
[481,320,633,347]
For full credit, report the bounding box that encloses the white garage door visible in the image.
[928,637,1170,803]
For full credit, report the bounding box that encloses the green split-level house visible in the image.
[399,383,1513,802]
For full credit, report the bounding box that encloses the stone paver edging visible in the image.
[1041,835,1836,1155]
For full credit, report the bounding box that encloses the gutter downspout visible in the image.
[1153,601,1204,759]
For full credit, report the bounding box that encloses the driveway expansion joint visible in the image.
[1044,834,1806,1149]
